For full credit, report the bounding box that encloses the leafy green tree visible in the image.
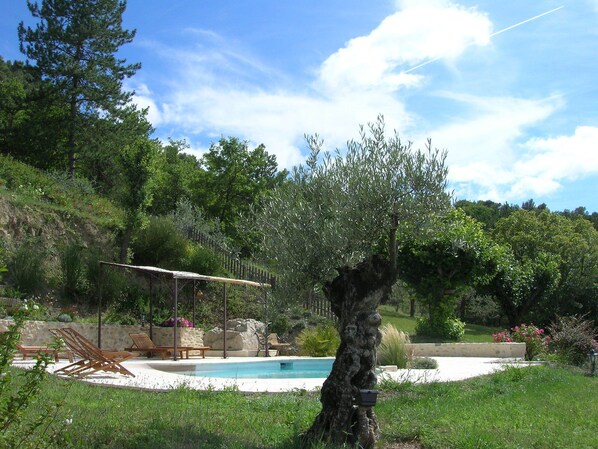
[396,209,494,340]
[559,206,598,231]
[148,139,201,216]
[490,210,598,323]
[0,58,28,155]
[253,117,449,447]
[455,199,519,229]
[477,210,593,327]
[0,57,68,168]
[78,104,154,195]
[195,137,287,253]
[18,0,140,178]
[113,137,157,262]
[481,244,560,328]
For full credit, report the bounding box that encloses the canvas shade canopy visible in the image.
[98,262,271,360]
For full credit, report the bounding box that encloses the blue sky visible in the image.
[1,0,597,212]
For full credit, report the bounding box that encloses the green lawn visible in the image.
[379,304,501,343]
[378,365,598,449]
[8,365,597,448]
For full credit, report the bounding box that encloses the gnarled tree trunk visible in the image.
[302,254,397,448]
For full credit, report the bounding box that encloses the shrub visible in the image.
[463,294,502,326]
[59,241,87,301]
[47,170,96,196]
[297,323,340,357]
[131,216,187,268]
[57,313,73,323]
[410,357,439,369]
[415,316,465,341]
[103,310,138,325]
[84,248,128,306]
[270,315,291,336]
[493,323,550,361]
[160,317,194,328]
[0,302,69,448]
[548,315,597,366]
[7,240,46,296]
[181,243,221,276]
[378,324,410,368]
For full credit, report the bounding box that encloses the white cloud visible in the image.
[141,1,494,169]
[516,125,598,180]
[133,1,597,209]
[160,85,412,168]
[129,82,163,125]
[317,0,491,94]
[420,92,566,202]
[450,125,598,202]
[426,93,561,167]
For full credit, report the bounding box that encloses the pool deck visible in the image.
[12,356,528,393]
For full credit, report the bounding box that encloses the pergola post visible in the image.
[223,283,228,359]
[98,263,103,348]
[192,281,197,327]
[174,278,178,361]
[149,277,154,341]
[263,287,269,357]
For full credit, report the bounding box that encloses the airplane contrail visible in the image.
[404,5,564,74]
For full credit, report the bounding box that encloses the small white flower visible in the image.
[65,418,73,425]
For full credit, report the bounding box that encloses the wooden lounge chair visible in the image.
[256,332,292,356]
[49,328,135,378]
[267,333,291,355]
[126,333,210,359]
[16,344,74,363]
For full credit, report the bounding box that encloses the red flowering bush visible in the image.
[493,323,550,361]
[160,317,194,328]
[492,330,512,343]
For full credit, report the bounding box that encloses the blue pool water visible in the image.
[158,359,335,379]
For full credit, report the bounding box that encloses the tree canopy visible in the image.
[256,116,450,292]
[196,137,288,253]
[18,0,139,177]
[485,210,598,325]
[396,209,494,339]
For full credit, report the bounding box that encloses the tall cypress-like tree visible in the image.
[18,0,140,178]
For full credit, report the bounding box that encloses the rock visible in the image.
[203,318,266,351]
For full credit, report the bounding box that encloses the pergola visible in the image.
[98,262,271,360]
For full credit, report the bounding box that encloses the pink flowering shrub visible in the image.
[160,317,194,328]
[493,323,550,361]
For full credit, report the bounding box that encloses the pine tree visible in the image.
[18,0,140,178]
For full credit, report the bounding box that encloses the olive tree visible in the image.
[253,117,450,448]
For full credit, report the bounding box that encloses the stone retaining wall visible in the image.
[406,342,525,358]
[1,319,525,359]
[0,319,205,351]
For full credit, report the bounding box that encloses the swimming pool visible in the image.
[151,358,335,379]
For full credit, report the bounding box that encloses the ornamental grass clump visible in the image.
[493,323,550,361]
[377,324,410,368]
[296,323,340,357]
